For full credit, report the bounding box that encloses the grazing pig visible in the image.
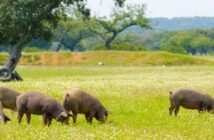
[16,91,72,126]
[0,86,20,123]
[63,88,109,124]
[169,88,214,116]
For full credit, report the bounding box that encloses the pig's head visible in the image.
[56,111,73,125]
[202,101,214,113]
[207,103,214,113]
[95,108,109,123]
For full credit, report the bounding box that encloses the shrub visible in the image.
[23,47,41,52]
[135,45,147,51]
[112,43,134,51]
[94,45,106,50]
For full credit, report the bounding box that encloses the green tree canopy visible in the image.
[53,9,94,51]
[90,4,150,50]
[160,29,213,55]
[191,35,213,55]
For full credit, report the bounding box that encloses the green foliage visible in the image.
[133,28,214,55]
[158,29,214,55]
[112,43,135,51]
[90,4,150,49]
[23,47,41,52]
[114,34,141,46]
[28,39,51,50]
[94,44,146,51]
[139,31,165,51]
[0,0,61,46]
[94,45,106,50]
[190,35,213,54]
[53,9,95,51]
[135,45,147,51]
[160,32,190,54]
[0,0,125,48]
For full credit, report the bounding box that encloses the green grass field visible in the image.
[1,66,214,139]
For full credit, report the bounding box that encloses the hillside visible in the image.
[126,17,214,34]
[0,51,213,66]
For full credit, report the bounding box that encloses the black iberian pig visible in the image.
[16,91,72,126]
[169,88,214,116]
[63,88,109,124]
[0,86,20,123]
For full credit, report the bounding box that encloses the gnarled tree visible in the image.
[90,5,151,50]
[54,10,94,51]
[0,0,125,82]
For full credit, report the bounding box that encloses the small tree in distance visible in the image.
[54,9,94,52]
[90,5,151,50]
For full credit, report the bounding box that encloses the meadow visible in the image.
[1,51,214,66]
[1,65,214,139]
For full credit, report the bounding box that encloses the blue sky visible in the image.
[87,0,214,18]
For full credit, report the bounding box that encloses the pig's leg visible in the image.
[18,111,24,124]
[198,102,205,113]
[85,113,90,123]
[88,111,95,124]
[0,101,5,122]
[3,113,11,123]
[71,105,78,124]
[72,112,77,124]
[17,103,26,124]
[25,112,31,124]
[43,113,48,125]
[47,117,53,126]
[169,105,175,116]
[174,105,180,116]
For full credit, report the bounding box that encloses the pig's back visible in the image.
[0,86,20,110]
[68,89,100,112]
[172,88,205,102]
[18,91,53,114]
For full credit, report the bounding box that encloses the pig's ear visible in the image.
[105,109,112,115]
[59,112,68,118]
[68,113,73,117]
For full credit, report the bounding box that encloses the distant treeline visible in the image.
[1,16,214,55]
[142,29,214,55]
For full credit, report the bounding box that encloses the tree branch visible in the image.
[117,21,137,34]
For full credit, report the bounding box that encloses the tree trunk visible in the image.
[68,46,74,51]
[104,32,117,50]
[0,38,28,82]
[6,46,22,71]
[68,35,83,52]
[189,48,196,56]
[55,43,63,52]
[105,40,112,50]
[55,36,65,52]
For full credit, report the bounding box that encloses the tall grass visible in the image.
[1,66,214,139]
